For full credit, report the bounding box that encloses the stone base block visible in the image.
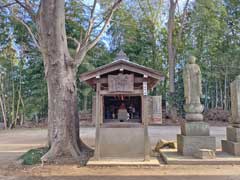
[194,149,216,159]
[98,127,148,159]
[222,140,240,156]
[184,104,204,113]
[185,113,203,121]
[177,134,216,156]
[227,127,240,142]
[181,122,209,136]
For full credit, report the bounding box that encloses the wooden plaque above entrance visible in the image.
[108,74,134,92]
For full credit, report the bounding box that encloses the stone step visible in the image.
[194,149,216,159]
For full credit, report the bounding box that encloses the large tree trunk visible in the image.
[38,0,92,165]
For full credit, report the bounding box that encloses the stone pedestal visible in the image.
[181,121,209,136]
[221,76,240,156]
[177,122,216,156]
[222,126,240,156]
[184,104,204,121]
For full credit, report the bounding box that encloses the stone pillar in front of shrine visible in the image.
[177,56,216,156]
[222,75,240,156]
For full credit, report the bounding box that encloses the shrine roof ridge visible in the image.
[79,59,165,82]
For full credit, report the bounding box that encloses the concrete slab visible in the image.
[87,157,161,167]
[161,149,240,165]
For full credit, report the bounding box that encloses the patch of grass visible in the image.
[19,147,49,165]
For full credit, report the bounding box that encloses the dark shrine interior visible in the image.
[103,96,141,123]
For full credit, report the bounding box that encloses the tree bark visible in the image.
[204,79,209,110]
[38,0,92,165]
[224,69,227,110]
[167,0,177,120]
[215,80,218,108]
[0,95,7,129]
[167,0,177,94]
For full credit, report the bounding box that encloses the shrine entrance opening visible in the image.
[103,95,141,123]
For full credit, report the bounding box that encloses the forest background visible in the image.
[0,0,239,127]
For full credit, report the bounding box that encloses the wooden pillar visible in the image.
[142,76,150,161]
[94,80,101,160]
[100,95,103,125]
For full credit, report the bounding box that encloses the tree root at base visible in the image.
[41,142,94,166]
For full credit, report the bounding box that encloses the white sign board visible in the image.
[143,81,148,96]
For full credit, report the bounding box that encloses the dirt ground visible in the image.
[1,127,240,180]
[1,164,240,180]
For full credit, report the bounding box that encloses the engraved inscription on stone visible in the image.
[108,74,134,92]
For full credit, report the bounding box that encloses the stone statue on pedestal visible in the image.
[183,56,204,121]
[177,56,216,156]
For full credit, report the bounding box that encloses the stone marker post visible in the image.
[177,56,216,156]
[222,75,240,156]
[152,96,163,124]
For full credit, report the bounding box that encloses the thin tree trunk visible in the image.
[0,95,7,129]
[15,76,22,126]
[83,96,88,112]
[215,80,218,108]
[220,81,223,108]
[20,113,24,126]
[224,69,227,110]
[167,0,177,120]
[20,93,25,125]
[167,0,177,94]
[204,79,208,110]
[0,75,7,129]
[11,68,15,128]
[15,91,21,126]
[211,90,214,109]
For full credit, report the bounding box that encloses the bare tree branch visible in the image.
[79,0,97,48]
[67,36,80,46]
[75,0,122,66]
[86,0,122,51]
[173,0,190,61]
[0,2,16,9]
[79,1,92,11]
[177,0,190,42]
[12,14,40,50]
[14,0,36,20]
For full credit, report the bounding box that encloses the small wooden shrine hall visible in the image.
[79,51,164,160]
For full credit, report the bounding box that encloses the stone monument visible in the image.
[222,75,240,156]
[177,56,216,156]
[152,96,162,123]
